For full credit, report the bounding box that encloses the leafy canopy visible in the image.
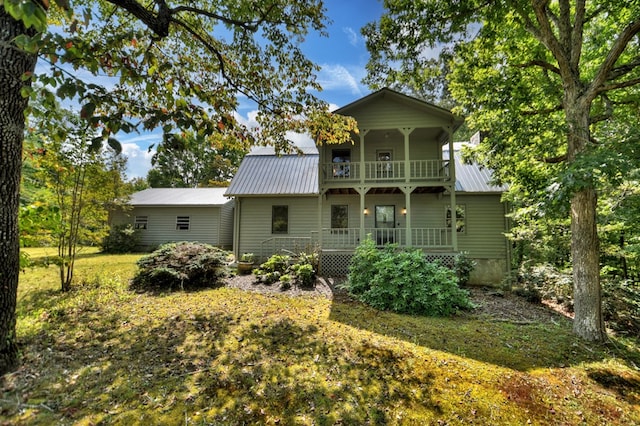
[9,0,358,153]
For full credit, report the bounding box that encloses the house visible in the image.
[225,88,511,284]
[110,188,234,250]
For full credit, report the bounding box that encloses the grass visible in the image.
[1,249,639,425]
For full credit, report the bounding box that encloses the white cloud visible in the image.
[122,143,155,179]
[317,64,364,96]
[343,27,359,47]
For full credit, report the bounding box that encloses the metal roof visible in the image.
[224,152,319,196]
[453,151,507,193]
[225,150,504,196]
[129,188,232,206]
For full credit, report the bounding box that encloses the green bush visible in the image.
[602,278,640,336]
[101,224,141,253]
[454,251,476,285]
[344,238,473,316]
[253,252,317,289]
[130,241,229,291]
[514,264,573,308]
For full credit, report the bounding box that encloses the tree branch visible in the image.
[606,56,640,81]
[104,0,171,37]
[514,59,561,74]
[170,4,277,32]
[588,18,640,101]
[599,77,640,93]
[541,153,568,163]
[570,0,586,70]
[521,104,564,116]
[169,17,281,117]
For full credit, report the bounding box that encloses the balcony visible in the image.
[323,160,450,183]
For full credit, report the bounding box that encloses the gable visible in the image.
[335,88,463,131]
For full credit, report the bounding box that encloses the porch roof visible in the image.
[225,147,319,196]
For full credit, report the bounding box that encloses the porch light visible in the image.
[363,207,369,215]
[401,207,407,215]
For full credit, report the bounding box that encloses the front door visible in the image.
[375,205,395,245]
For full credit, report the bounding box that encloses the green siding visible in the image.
[237,196,319,260]
[112,206,226,249]
[348,96,450,129]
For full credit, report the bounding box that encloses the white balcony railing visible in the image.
[323,160,449,182]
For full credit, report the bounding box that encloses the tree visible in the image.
[27,110,129,291]
[364,1,640,341]
[147,131,246,188]
[0,0,357,375]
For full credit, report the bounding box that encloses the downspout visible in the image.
[233,197,241,260]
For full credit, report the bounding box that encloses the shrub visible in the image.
[344,238,473,316]
[101,224,141,253]
[602,278,640,336]
[130,241,229,291]
[253,252,317,288]
[514,264,573,309]
[454,251,476,285]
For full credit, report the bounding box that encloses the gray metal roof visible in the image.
[224,152,319,196]
[225,150,504,196]
[129,188,232,206]
[453,151,507,193]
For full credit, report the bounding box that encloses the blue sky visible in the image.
[121,0,385,179]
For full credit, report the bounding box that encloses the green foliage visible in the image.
[602,278,640,336]
[146,131,247,188]
[100,224,141,254]
[513,265,573,308]
[130,242,229,292]
[345,238,473,316]
[253,252,317,289]
[454,251,476,286]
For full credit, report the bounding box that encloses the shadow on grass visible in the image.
[328,293,640,372]
[7,291,440,425]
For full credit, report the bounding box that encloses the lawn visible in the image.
[1,249,639,425]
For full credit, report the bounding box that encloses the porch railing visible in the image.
[320,227,451,249]
[322,160,449,183]
[259,235,317,262]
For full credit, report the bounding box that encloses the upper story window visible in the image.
[332,149,351,178]
[134,216,148,230]
[272,205,288,234]
[176,216,190,231]
[446,205,466,233]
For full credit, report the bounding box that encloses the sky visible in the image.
[120,0,385,180]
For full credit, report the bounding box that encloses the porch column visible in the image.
[401,186,412,246]
[356,187,367,243]
[400,128,414,183]
[447,125,458,251]
[318,189,326,251]
[359,131,367,184]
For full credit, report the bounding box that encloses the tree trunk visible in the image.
[571,187,606,341]
[0,11,38,375]
[566,101,606,342]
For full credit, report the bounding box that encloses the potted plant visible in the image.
[237,253,255,275]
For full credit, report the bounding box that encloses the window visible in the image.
[446,205,466,233]
[331,205,349,230]
[272,205,288,234]
[134,215,148,230]
[176,216,190,230]
[332,149,351,178]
